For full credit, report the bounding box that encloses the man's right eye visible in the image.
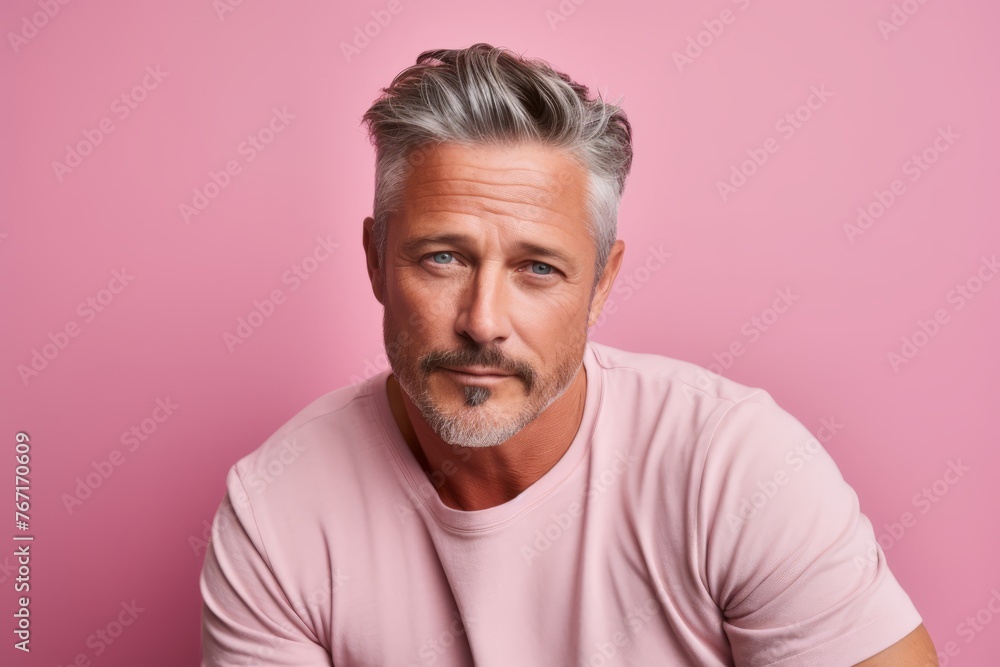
[430,252,455,264]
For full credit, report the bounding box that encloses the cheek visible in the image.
[511,303,587,361]
[391,285,456,340]
[421,277,468,312]
[513,291,589,331]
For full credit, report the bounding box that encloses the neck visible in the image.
[385,364,588,511]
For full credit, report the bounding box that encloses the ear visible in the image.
[587,239,626,328]
[362,216,385,305]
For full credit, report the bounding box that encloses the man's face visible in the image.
[367,141,612,448]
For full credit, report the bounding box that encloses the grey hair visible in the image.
[360,43,633,284]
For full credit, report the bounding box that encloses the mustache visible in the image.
[421,346,536,389]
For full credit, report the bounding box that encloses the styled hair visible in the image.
[360,43,633,284]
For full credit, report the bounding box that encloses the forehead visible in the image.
[398,142,591,229]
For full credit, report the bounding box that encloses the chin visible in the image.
[420,395,535,448]
[434,421,527,449]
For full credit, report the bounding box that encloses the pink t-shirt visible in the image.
[200,340,922,666]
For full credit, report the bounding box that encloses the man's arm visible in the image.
[698,391,928,666]
[200,467,332,666]
[854,624,939,666]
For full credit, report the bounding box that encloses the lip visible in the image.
[441,366,514,378]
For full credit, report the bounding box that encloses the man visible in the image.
[200,43,938,665]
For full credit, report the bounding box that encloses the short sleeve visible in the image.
[199,466,332,666]
[699,392,922,667]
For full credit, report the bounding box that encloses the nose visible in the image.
[453,262,513,346]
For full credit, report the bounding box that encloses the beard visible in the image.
[383,311,587,448]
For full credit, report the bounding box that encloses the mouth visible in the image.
[440,366,515,378]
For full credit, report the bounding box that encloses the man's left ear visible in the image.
[587,239,626,328]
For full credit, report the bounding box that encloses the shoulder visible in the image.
[585,343,842,551]
[588,340,765,406]
[587,342,771,455]
[224,373,393,521]
[233,375,383,480]
[212,373,395,577]
[585,341,788,515]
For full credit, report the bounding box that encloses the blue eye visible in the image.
[530,262,553,275]
[431,252,454,264]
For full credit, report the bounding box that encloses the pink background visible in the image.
[3,0,998,665]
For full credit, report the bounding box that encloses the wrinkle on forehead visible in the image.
[410,159,578,189]
[406,193,575,226]
[402,149,589,227]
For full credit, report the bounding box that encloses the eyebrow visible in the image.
[400,233,576,268]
